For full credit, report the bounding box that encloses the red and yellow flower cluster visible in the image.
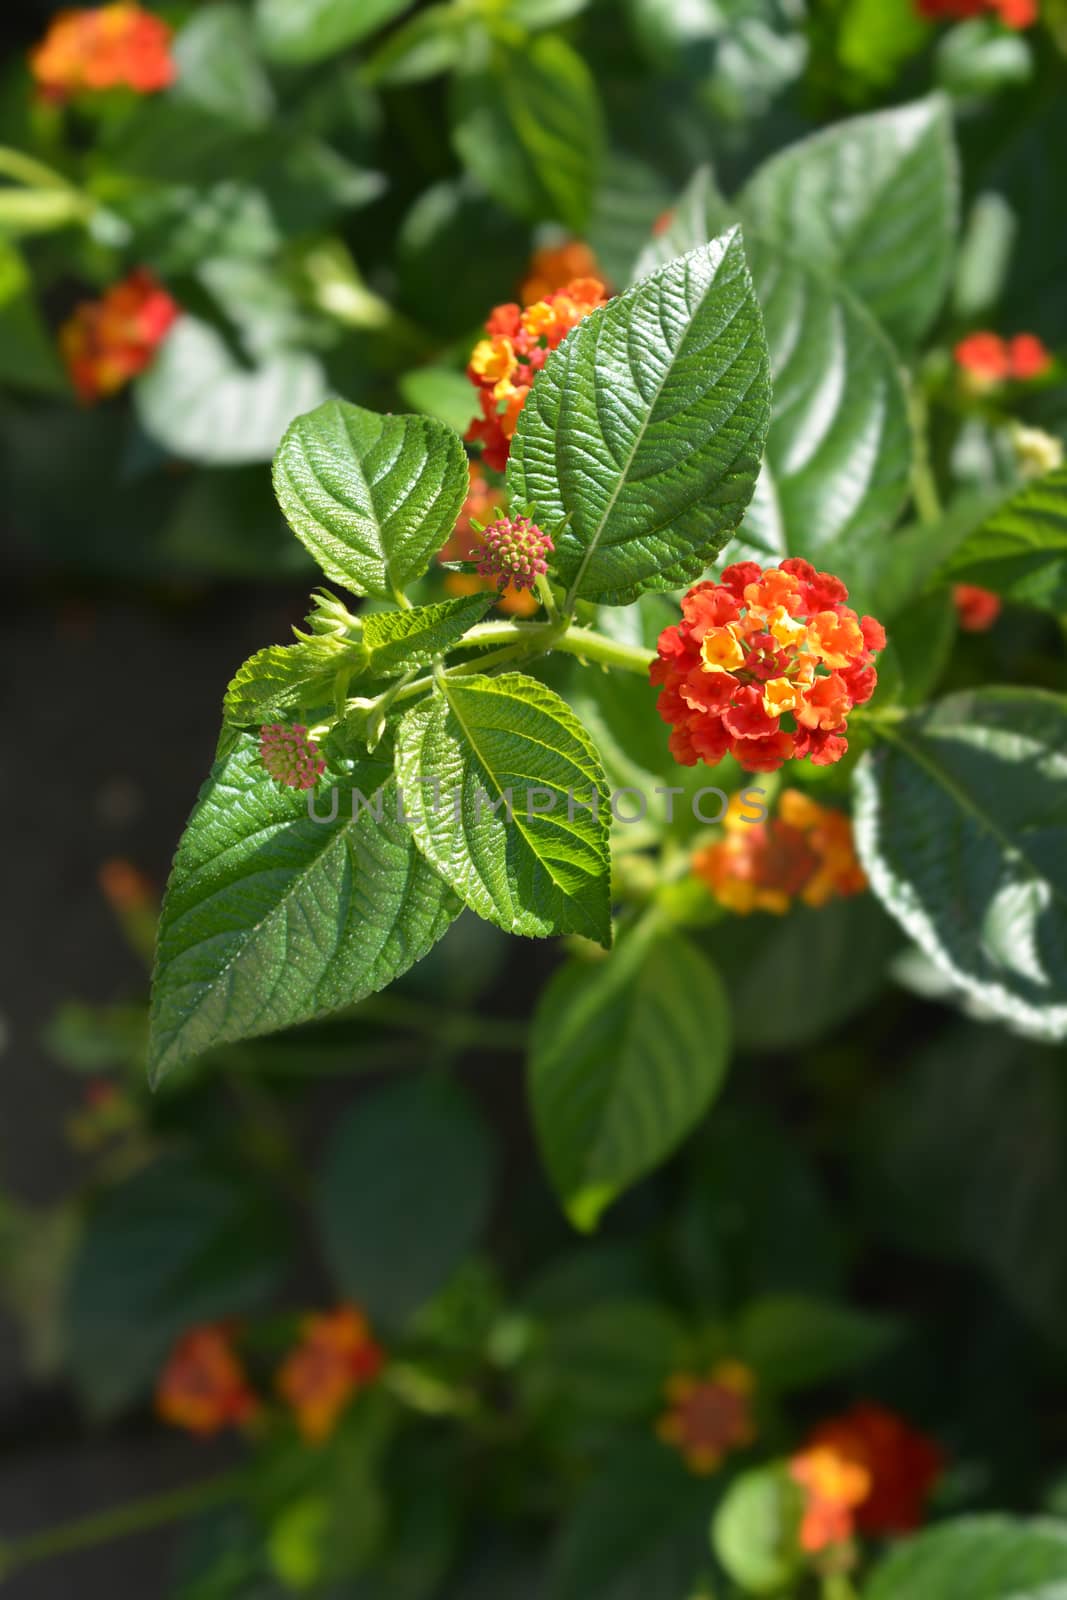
[917,0,1036,24]
[693,790,867,915]
[789,1404,943,1553]
[59,269,178,403]
[155,1326,260,1438]
[657,1362,756,1475]
[156,1306,384,1445]
[955,330,1052,391]
[276,1305,385,1444]
[30,5,175,101]
[520,240,603,306]
[651,561,886,773]
[466,276,608,470]
[439,463,539,617]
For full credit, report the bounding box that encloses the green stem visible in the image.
[354,993,527,1053]
[910,385,944,525]
[453,620,654,675]
[820,1574,859,1600]
[0,145,73,189]
[0,1471,245,1579]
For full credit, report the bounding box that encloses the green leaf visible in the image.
[508,231,771,605]
[712,1465,804,1597]
[547,1440,712,1600]
[66,1153,289,1417]
[397,366,478,433]
[172,4,276,130]
[836,0,929,90]
[736,1296,901,1392]
[856,1023,1067,1351]
[0,241,67,394]
[315,1074,493,1327]
[450,34,602,233]
[395,672,612,945]
[740,96,958,346]
[529,920,730,1230]
[272,399,469,599]
[223,636,367,725]
[700,894,902,1053]
[631,164,735,280]
[853,690,1067,1042]
[147,735,460,1083]
[362,593,494,677]
[507,0,591,24]
[363,5,463,85]
[134,315,328,466]
[530,1299,686,1419]
[865,1516,1067,1600]
[727,239,912,577]
[255,0,414,64]
[935,465,1067,612]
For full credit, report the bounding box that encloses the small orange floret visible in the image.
[955,330,1052,391]
[465,276,608,469]
[276,1305,384,1444]
[953,583,1002,632]
[651,560,885,773]
[59,268,178,403]
[30,5,175,100]
[656,1362,756,1475]
[693,789,867,915]
[790,1404,942,1553]
[156,1326,259,1437]
[520,240,601,305]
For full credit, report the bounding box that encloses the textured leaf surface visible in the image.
[727,239,912,574]
[450,35,602,233]
[508,232,770,604]
[273,400,469,598]
[853,690,1067,1041]
[866,1517,1067,1600]
[529,923,730,1229]
[395,673,611,945]
[361,593,494,677]
[740,96,958,346]
[316,1075,492,1328]
[148,735,460,1081]
[936,466,1067,612]
[135,315,328,466]
[224,636,366,725]
[66,1154,288,1417]
[255,0,412,63]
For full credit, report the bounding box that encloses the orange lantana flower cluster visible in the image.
[657,1363,756,1475]
[465,276,608,470]
[651,561,886,773]
[276,1305,385,1444]
[30,5,175,101]
[953,583,1002,632]
[955,330,1052,391]
[789,1404,943,1554]
[156,1327,260,1438]
[157,1305,384,1444]
[59,268,178,403]
[520,240,603,306]
[918,0,1037,25]
[693,790,867,916]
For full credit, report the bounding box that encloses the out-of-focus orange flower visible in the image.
[59,269,178,403]
[953,583,1002,631]
[955,330,1052,393]
[440,463,540,617]
[30,5,175,101]
[790,1404,943,1553]
[651,561,886,773]
[98,858,153,913]
[466,277,608,470]
[277,1306,384,1444]
[693,789,867,915]
[917,0,1037,24]
[657,1362,756,1474]
[520,240,602,305]
[156,1327,259,1437]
